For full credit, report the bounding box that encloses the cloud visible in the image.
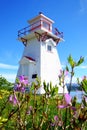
[79,65,87,69]
[0,73,16,83]
[0,63,18,70]
[76,65,87,69]
[80,0,87,13]
[62,63,87,70]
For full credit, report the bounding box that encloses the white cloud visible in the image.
[1,73,16,83]
[0,63,18,70]
[62,63,87,70]
[79,65,87,69]
[0,63,18,82]
[76,65,87,69]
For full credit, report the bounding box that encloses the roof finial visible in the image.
[39,12,43,15]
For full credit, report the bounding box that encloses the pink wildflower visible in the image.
[58,105,67,109]
[58,93,72,109]
[9,94,19,106]
[82,76,87,80]
[9,95,13,102]
[19,75,28,85]
[64,70,69,76]
[54,115,58,121]
[64,93,71,105]
[27,106,33,115]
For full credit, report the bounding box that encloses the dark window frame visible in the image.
[32,74,37,79]
[47,45,52,52]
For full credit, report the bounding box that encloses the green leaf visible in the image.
[81,79,87,94]
[76,56,84,66]
[30,82,35,91]
[36,77,41,87]
[43,81,47,92]
[67,55,75,67]
[66,65,69,72]
[50,82,52,91]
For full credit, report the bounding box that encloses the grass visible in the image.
[0,83,87,130]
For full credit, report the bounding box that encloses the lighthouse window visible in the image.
[47,45,52,52]
[32,74,37,79]
[43,21,50,30]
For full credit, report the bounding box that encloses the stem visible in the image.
[32,86,37,129]
[69,67,74,94]
[64,107,68,130]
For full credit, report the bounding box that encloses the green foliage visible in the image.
[0,55,87,130]
[67,55,84,68]
[81,78,87,94]
[0,75,13,90]
[67,55,84,93]
[76,56,84,67]
[68,55,75,68]
[43,81,58,97]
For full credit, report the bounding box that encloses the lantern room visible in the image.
[28,12,54,33]
[18,13,63,46]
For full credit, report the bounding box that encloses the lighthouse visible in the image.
[17,13,67,94]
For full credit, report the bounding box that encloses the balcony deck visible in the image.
[18,20,63,37]
[18,20,63,45]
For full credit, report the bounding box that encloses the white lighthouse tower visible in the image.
[17,13,67,94]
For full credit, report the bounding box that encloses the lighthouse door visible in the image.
[29,63,37,82]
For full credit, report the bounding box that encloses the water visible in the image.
[70,91,84,103]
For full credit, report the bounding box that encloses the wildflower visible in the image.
[82,76,87,80]
[58,93,76,110]
[50,115,63,127]
[19,75,28,86]
[58,93,71,109]
[64,93,71,105]
[14,75,29,93]
[58,93,76,116]
[59,69,69,77]
[9,94,19,106]
[27,106,33,115]
[58,105,67,109]
[21,87,25,93]
[64,70,69,76]
[84,96,87,103]
[13,95,18,105]
[54,115,58,121]
[59,69,63,76]
[14,83,21,91]
[9,95,13,102]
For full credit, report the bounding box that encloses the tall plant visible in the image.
[67,55,84,93]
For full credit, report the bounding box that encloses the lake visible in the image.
[70,90,84,103]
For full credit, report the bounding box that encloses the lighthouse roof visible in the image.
[24,56,35,62]
[20,56,36,64]
[28,13,54,24]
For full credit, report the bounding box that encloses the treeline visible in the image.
[66,83,82,91]
[0,75,14,91]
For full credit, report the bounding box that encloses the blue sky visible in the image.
[0,0,87,82]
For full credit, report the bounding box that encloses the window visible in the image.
[43,21,50,30]
[32,74,37,79]
[47,45,52,52]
